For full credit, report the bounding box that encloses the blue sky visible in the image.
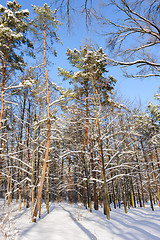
[1,0,160,107]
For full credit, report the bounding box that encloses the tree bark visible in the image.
[32,24,51,222]
[68,153,72,204]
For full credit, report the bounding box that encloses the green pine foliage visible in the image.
[30,3,62,56]
[0,0,33,71]
[58,45,116,104]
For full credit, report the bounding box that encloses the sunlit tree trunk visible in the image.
[31,103,36,215]
[84,84,92,212]
[0,44,9,190]
[32,24,51,222]
[19,94,26,212]
[46,164,50,213]
[94,90,110,220]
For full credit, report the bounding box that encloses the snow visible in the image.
[18,79,35,88]
[21,9,29,15]
[0,200,160,240]
[0,5,6,11]
[4,9,13,16]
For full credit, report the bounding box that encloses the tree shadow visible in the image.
[83,206,160,240]
[17,203,55,240]
[60,205,97,240]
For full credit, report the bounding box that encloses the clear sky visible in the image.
[1,0,160,108]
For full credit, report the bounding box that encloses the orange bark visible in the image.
[0,40,9,187]
[32,24,51,222]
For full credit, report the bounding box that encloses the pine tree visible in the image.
[0,0,33,191]
[58,45,116,219]
[30,3,61,222]
[0,0,33,128]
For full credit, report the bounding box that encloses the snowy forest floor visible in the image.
[0,199,160,240]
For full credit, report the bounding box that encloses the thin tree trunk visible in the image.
[140,138,154,211]
[150,148,160,207]
[111,109,127,214]
[32,24,51,222]
[90,147,98,210]
[0,53,8,129]
[26,91,31,208]
[46,164,50,213]
[68,153,72,204]
[0,57,7,191]
[19,95,26,212]
[133,142,145,208]
[0,38,10,190]
[84,85,92,212]
[154,145,160,173]
[83,151,92,212]
[31,105,36,215]
[94,89,110,219]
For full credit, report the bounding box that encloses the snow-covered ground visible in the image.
[0,199,160,240]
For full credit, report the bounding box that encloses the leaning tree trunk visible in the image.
[32,23,51,222]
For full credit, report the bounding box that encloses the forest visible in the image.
[0,0,160,234]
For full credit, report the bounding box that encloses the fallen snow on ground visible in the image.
[0,200,160,240]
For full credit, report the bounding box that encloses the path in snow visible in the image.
[17,204,96,240]
[0,200,160,240]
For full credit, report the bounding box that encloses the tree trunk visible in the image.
[140,138,154,211]
[46,164,50,213]
[32,24,51,222]
[26,91,31,208]
[68,154,72,204]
